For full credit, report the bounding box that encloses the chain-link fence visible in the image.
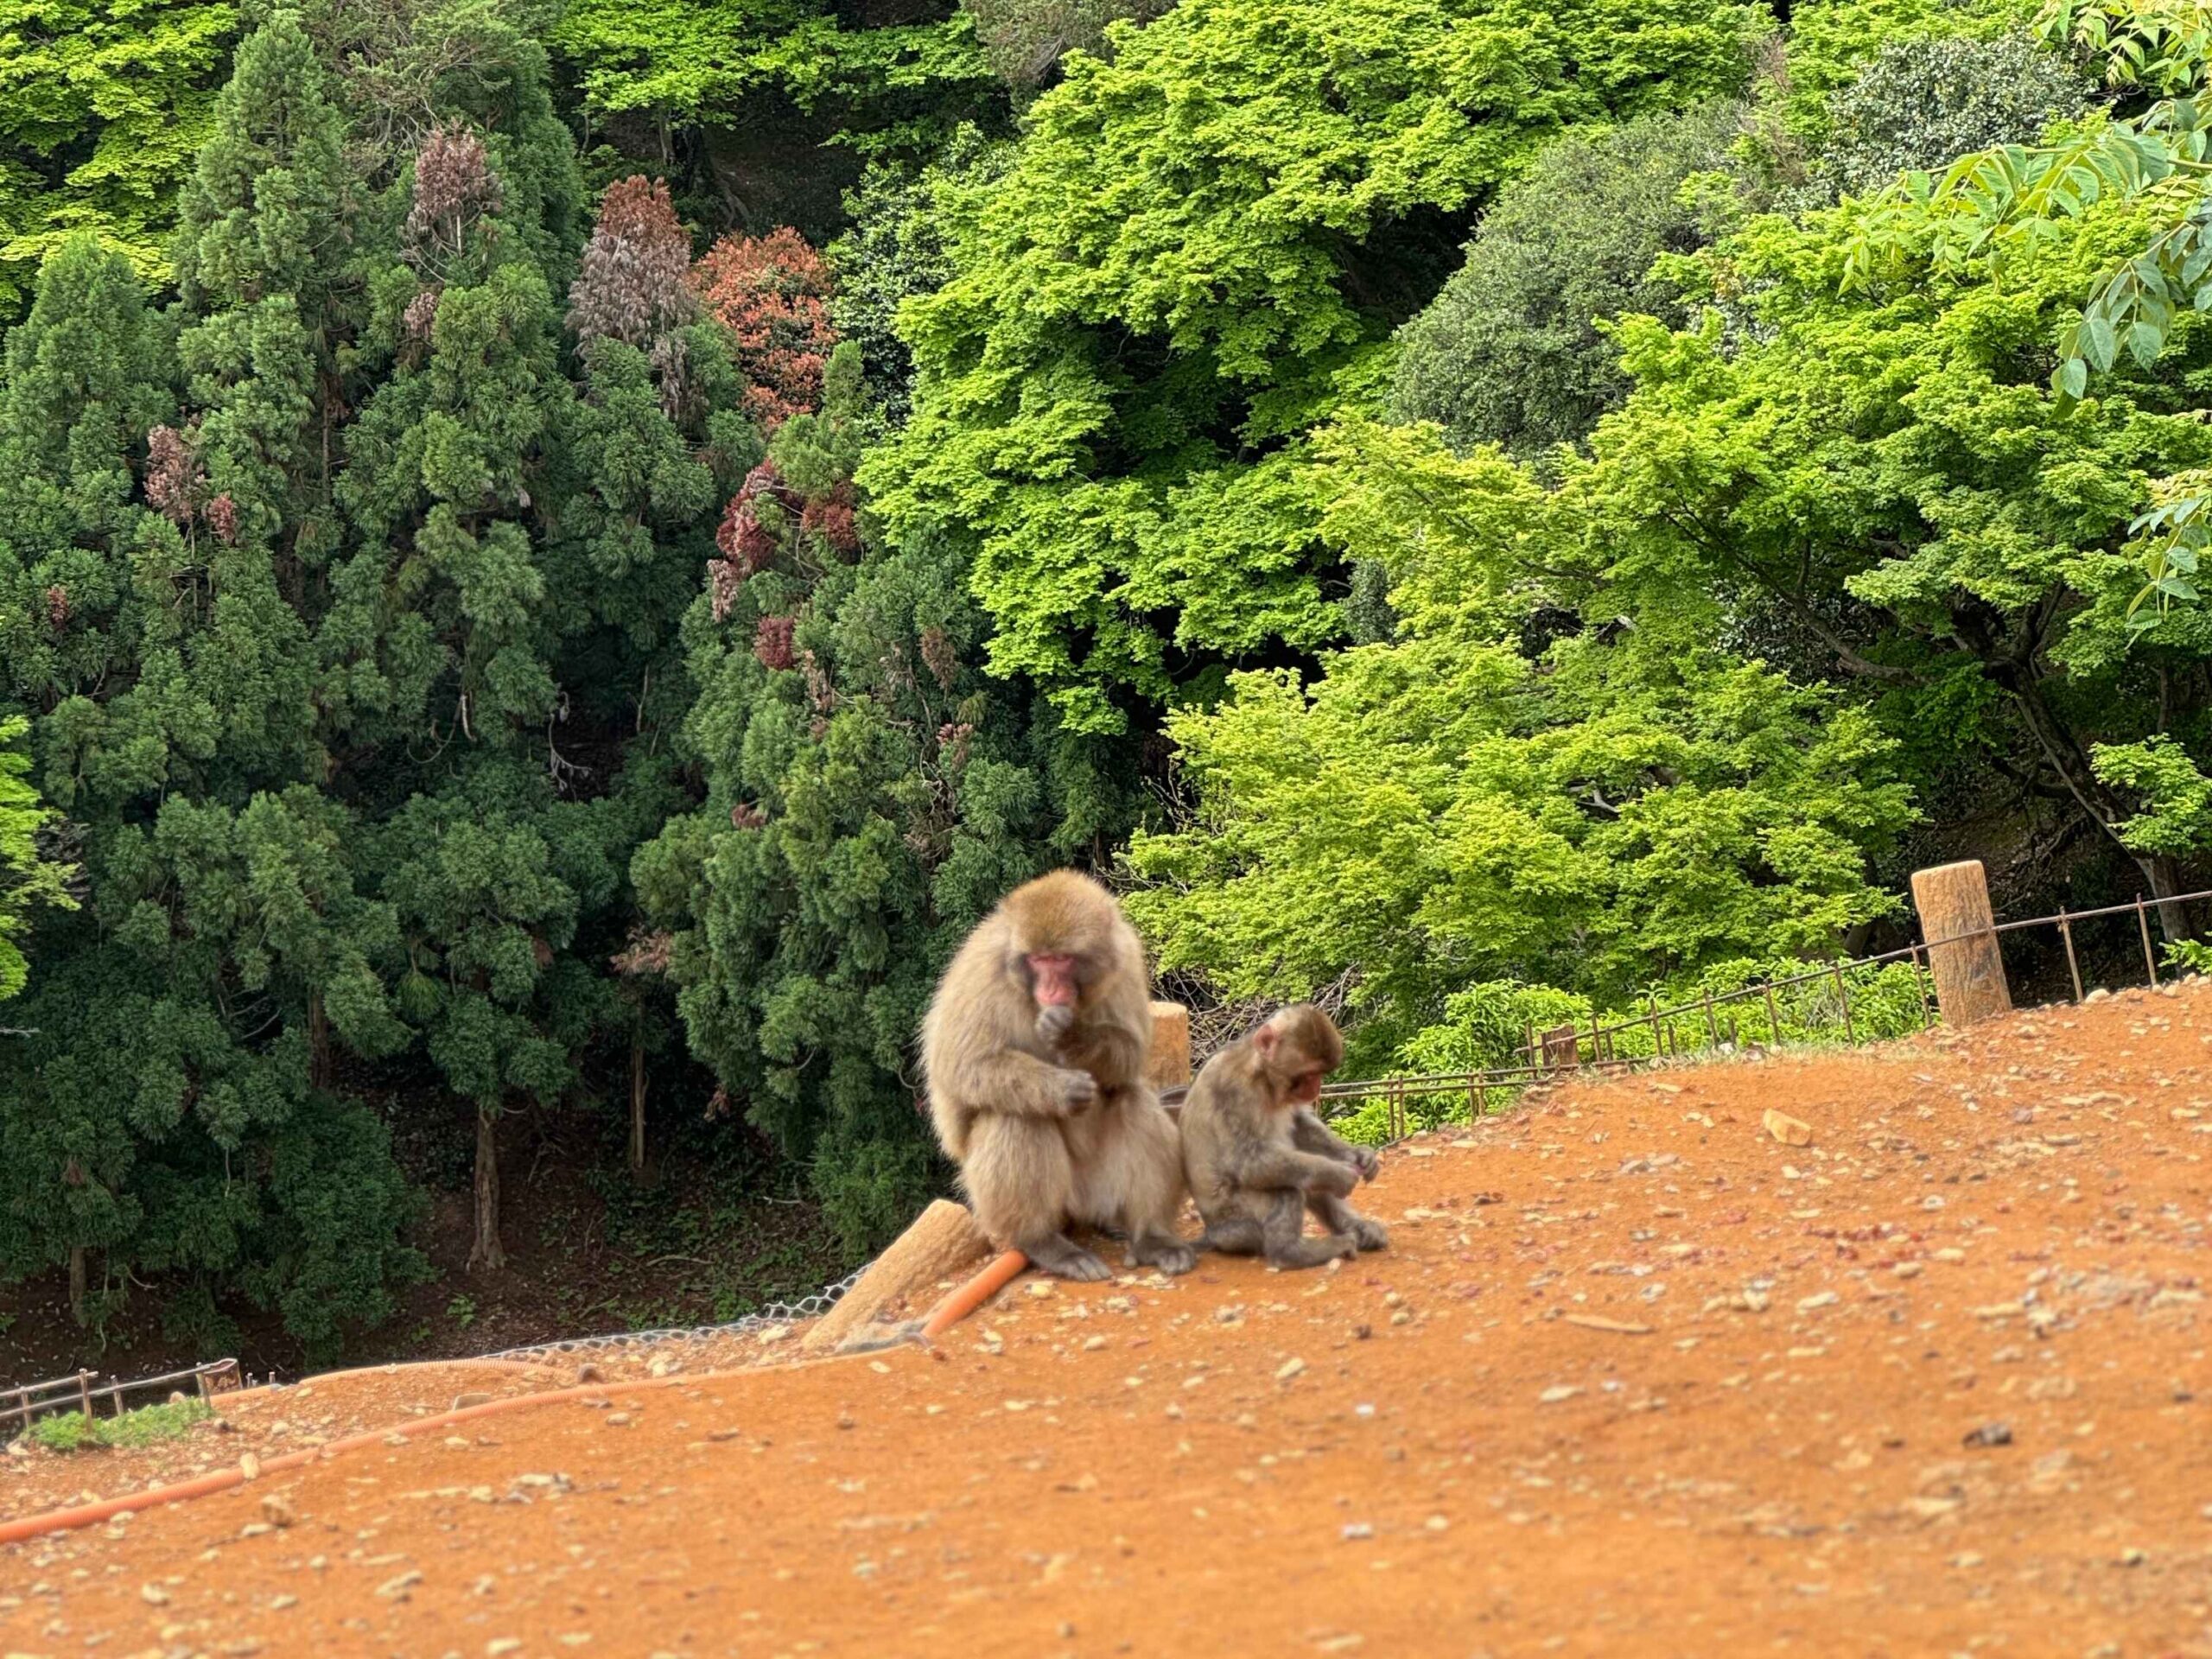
[479,1262,873,1365]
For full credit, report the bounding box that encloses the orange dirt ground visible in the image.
[10,984,2212,1658]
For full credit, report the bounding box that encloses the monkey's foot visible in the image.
[1022,1233,1114,1282]
[1268,1231,1357,1270]
[1347,1217,1390,1252]
[1128,1234,1198,1275]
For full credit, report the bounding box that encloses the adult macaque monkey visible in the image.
[922,870,1197,1281]
[1181,1004,1389,1269]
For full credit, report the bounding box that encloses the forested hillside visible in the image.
[4,0,2210,1367]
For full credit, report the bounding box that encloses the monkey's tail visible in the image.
[919,1249,1027,1341]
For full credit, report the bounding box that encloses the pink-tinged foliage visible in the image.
[205,493,238,546]
[918,625,957,690]
[44,585,68,632]
[710,461,795,619]
[404,287,442,340]
[691,227,836,430]
[144,424,202,526]
[404,124,503,266]
[753,613,796,671]
[610,928,675,976]
[569,175,697,346]
[798,487,859,554]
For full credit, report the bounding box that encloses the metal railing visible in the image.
[3,1357,241,1433]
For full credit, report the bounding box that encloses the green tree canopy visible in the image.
[1125,420,1914,1071]
[861,0,1764,735]
[0,0,240,308]
[0,711,73,1001]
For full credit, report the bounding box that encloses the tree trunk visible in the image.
[2001,670,2196,941]
[308,990,331,1092]
[629,1036,647,1179]
[468,1107,505,1273]
[2141,850,2196,944]
[68,1245,86,1325]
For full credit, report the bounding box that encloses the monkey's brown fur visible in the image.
[1180,1004,1389,1269]
[921,870,1196,1282]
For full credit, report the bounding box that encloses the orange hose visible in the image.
[5,1268,1029,1546]
[919,1249,1028,1341]
[0,1370,705,1547]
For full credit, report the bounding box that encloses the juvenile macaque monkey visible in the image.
[1180,1004,1389,1268]
[921,870,1196,1281]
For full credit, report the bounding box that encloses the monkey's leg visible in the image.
[963,1114,1111,1282]
[1308,1190,1389,1253]
[1076,1093,1196,1275]
[1261,1189,1355,1271]
[1192,1213,1265,1255]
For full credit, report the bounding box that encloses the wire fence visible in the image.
[1286,886,2212,1143]
[481,1262,871,1364]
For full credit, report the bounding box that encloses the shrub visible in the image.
[1390,103,1752,458]
[1809,33,2094,200]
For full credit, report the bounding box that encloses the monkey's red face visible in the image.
[1286,1066,1326,1106]
[1026,951,1084,1043]
[1027,952,1079,1011]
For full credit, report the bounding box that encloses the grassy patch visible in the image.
[23,1398,210,1452]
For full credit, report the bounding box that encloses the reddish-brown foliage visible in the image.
[610,929,676,976]
[143,424,202,526]
[919,626,958,691]
[753,613,797,671]
[710,461,796,620]
[569,175,697,347]
[691,228,836,430]
[798,486,860,556]
[44,584,68,632]
[404,124,503,269]
[205,493,238,546]
[404,287,442,341]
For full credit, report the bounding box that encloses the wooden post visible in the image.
[1540,1022,1579,1071]
[803,1198,992,1354]
[1146,1001,1192,1092]
[2137,896,2161,988]
[2056,908,2084,1002]
[1910,860,2012,1027]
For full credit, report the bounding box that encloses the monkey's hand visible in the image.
[1053,1066,1098,1114]
[1348,1144,1381,1183]
[1035,1003,1076,1044]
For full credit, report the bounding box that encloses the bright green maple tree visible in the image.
[0,711,73,1002]
[0,0,240,308]
[861,0,1766,734]
[1124,420,1916,1072]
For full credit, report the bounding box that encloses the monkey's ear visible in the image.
[1254,1025,1279,1057]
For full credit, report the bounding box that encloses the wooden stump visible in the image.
[1146,1001,1192,1091]
[1540,1022,1580,1071]
[802,1199,993,1355]
[1911,860,2012,1027]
